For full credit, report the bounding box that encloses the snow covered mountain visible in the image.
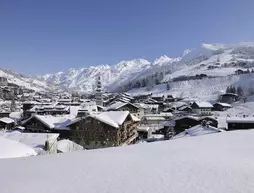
[40,57,182,92]
[40,42,254,94]
[128,42,254,101]
[0,68,60,92]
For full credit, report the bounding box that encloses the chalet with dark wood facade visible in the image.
[227,117,254,130]
[67,111,139,149]
[106,101,144,119]
[174,116,218,134]
[213,102,232,111]
[191,102,213,115]
[0,117,15,130]
[22,115,73,138]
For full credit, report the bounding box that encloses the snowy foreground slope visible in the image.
[1,130,254,193]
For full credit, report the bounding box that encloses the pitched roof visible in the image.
[67,111,131,128]
[22,115,75,129]
[174,124,221,139]
[106,101,139,111]
[226,117,254,124]
[193,101,213,108]
[130,114,140,122]
[214,103,232,107]
[91,111,130,128]
[138,103,159,109]
[0,117,14,124]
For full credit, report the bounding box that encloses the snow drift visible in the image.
[0,130,254,193]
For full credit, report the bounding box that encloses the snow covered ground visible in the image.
[128,74,254,101]
[0,136,37,159]
[215,101,254,128]
[0,130,254,193]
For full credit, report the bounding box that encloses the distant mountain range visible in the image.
[39,42,254,93]
[2,42,254,94]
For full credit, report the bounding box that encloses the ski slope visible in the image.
[128,74,254,101]
[0,130,254,193]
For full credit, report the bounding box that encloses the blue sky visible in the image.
[0,0,254,75]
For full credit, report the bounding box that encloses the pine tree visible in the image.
[10,98,16,112]
[167,82,170,90]
[226,86,231,93]
[231,86,236,94]
[237,86,244,97]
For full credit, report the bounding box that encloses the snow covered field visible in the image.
[1,130,254,193]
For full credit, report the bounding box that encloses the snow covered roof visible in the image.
[214,102,232,107]
[90,111,130,128]
[57,139,83,153]
[144,116,166,121]
[178,105,192,111]
[0,136,36,159]
[144,113,173,117]
[221,93,238,97]
[192,101,213,108]
[175,115,217,122]
[174,124,221,139]
[0,117,14,124]
[106,101,139,111]
[137,126,152,132]
[151,93,164,97]
[58,98,72,102]
[105,101,127,110]
[137,103,159,109]
[226,117,254,124]
[130,114,140,122]
[22,115,75,130]
[23,101,40,105]
[0,130,59,152]
[1,129,254,192]
[68,111,131,128]
[9,111,22,120]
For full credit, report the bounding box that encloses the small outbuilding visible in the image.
[0,117,15,130]
[213,102,232,111]
[227,117,254,130]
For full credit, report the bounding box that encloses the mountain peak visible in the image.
[153,55,181,66]
[182,49,192,57]
[201,43,225,50]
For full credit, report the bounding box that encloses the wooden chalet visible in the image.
[106,101,144,119]
[174,116,218,134]
[213,102,232,111]
[141,113,173,125]
[151,94,165,102]
[133,94,150,102]
[191,102,213,115]
[67,111,139,149]
[22,115,73,138]
[0,112,11,118]
[227,117,254,131]
[0,117,15,130]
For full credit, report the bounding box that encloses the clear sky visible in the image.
[0,0,254,75]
